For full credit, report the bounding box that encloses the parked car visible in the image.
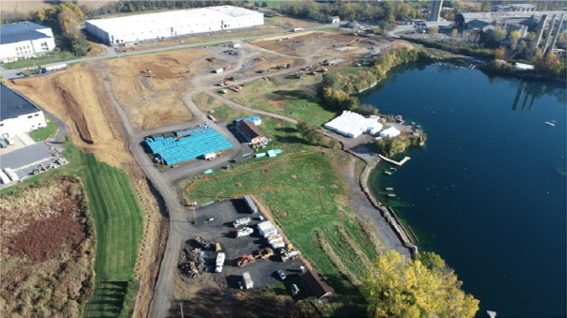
[277,270,286,280]
[236,227,254,238]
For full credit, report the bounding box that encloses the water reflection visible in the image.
[511,79,567,111]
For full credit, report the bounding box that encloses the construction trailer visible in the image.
[243,195,258,213]
[257,220,278,238]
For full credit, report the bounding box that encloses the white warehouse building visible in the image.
[0,22,56,63]
[86,6,264,44]
[0,83,47,138]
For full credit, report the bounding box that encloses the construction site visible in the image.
[1,21,410,317]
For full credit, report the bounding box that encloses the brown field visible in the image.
[0,176,94,318]
[267,16,323,29]
[251,31,362,57]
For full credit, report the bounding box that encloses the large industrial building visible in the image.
[0,83,47,138]
[0,22,56,63]
[86,6,264,44]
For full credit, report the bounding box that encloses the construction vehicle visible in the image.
[215,252,226,273]
[236,254,256,267]
[281,250,301,262]
[279,244,294,254]
[195,236,212,250]
[214,243,222,251]
[255,247,274,259]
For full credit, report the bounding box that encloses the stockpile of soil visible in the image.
[0,176,95,317]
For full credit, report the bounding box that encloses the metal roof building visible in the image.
[0,22,56,63]
[86,6,263,44]
[0,83,47,138]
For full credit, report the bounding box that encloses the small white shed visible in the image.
[379,127,401,138]
[257,221,278,238]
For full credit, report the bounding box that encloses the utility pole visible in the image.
[179,301,185,318]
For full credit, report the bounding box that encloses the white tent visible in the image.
[324,111,383,138]
[379,126,401,138]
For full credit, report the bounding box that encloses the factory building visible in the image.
[86,6,263,45]
[0,22,56,63]
[0,83,47,138]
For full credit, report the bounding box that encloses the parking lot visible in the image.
[185,199,303,290]
[0,141,66,188]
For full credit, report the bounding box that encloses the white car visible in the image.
[236,227,254,238]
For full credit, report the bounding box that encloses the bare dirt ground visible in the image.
[104,49,210,130]
[267,16,322,29]
[0,176,95,318]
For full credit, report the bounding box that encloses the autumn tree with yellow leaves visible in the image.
[361,250,479,318]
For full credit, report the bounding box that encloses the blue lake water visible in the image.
[364,64,566,317]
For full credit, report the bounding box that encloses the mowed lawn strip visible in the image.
[78,150,143,317]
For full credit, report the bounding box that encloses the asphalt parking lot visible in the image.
[189,199,303,290]
[0,142,65,188]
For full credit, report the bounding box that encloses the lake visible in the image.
[364,64,566,317]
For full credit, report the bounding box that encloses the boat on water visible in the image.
[545,121,556,127]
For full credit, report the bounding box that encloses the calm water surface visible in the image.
[364,64,566,317]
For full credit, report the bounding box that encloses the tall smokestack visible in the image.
[534,14,548,48]
[547,14,565,55]
[429,0,444,22]
[542,15,557,53]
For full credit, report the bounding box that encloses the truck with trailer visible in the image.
[233,217,251,228]
[281,250,301,262]
[3,168,19,182]
[0,170,11,184]
[215,252,226,273]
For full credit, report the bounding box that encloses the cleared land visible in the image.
[225,75,336,127]
[0,176,95,317]
[182,116,384,315]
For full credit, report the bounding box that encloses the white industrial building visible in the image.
[379,127,401,138]
[0,83,47,138]
[324,111,383,138]
[0,22,56,63]
[86,6,264,44]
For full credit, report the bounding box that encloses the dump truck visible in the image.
[236,254,255,267]
[255,247,274,259]
[215,252,226,273]
[281,250,301,262]
[233,217,251,228]
[241,272,254,289]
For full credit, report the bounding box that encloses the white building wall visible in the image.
[0,28,56,63]
[86,6,263,44]
[0,111,46,138]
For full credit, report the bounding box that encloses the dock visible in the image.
[379,154,411,166]
[385,187,394,191]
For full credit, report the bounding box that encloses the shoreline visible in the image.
[347,150,418,257]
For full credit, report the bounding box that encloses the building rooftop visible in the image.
[237,119,266,140]
[0,22,50,45]
[87,6,261,30]
[301,269,334,299]
[458,10,566,23]
[1,83,42,121]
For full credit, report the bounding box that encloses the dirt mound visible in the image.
[4,64,129,166]
[1,176,94,318]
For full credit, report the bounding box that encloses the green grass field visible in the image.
[183,117,382,315]
[1,52,76,69]
[227,75,337,127]
[29,119,57,141]
[1,143,144,317]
